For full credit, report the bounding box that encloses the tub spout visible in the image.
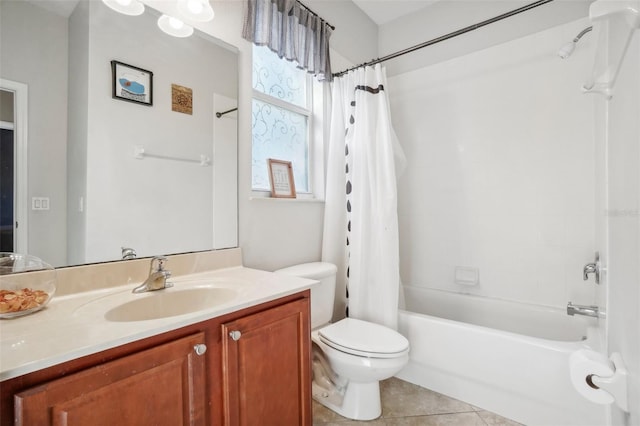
[567,302,600,318]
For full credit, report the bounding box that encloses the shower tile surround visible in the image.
[392,18,598,309]
[313,378,522,426]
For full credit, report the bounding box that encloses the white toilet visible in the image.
[276,262,409,421]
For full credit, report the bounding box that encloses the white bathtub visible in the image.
[396,285,607,426]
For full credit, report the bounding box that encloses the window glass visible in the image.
[252,45,307,108]
[251,45,312,194]
[251,98,309,192]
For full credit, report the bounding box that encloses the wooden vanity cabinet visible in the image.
[14,333,207,425]
[221,297,311,425]
[0,291,311,426]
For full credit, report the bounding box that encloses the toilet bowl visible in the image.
[312,317,409,419]
[275,262,409,421]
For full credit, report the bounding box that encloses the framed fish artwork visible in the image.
[111,60,153,106]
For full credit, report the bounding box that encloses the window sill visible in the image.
[249,194,325,204]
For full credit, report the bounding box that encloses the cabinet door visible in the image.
[221,298,311,426]
[15,332,207,426]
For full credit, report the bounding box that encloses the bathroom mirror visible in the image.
[1,0,238,267]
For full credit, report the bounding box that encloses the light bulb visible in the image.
[169,17,184,29]
[177,0,214,22]
[157,14,194,37]
[102,0,144,16]
[187,0,203,15]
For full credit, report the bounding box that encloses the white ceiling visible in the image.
[34,0,436,25]
[352,0,442,25]
[28,0,80,17]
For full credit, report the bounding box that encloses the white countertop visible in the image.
[0,266,317,381]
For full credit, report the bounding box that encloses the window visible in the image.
[251,45,313,194]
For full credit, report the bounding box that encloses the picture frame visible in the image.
[171,83,193,115]
[111,60,153,106]
[268,159,296,198]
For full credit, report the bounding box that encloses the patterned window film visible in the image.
[252,46,307,106]
[251,46,311,193]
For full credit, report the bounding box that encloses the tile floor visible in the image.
[313,378,523,426]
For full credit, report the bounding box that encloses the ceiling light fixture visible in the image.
[101,0,145,16]
[177,0,214,22]
[157,14,195,38]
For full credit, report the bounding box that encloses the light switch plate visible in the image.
[32,197,50,211]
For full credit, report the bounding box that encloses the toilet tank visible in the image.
[275,262,337,329]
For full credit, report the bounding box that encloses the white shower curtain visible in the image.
[322,64,405,330]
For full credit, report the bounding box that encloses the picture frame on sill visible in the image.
[268,159,296,198]
[111,60,153,106]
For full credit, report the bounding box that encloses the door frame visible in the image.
[1,79,28,253]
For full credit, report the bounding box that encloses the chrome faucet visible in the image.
[583,252,601,284]
[567,302,600,318]
[132,256,173,293]
[121,247,137,260]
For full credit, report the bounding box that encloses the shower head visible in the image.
[558,26,593,59]
[558,41,576,59]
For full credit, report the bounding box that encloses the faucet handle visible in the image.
[583,252,601,284]
[150,255,168,272]
[121,247,137,260]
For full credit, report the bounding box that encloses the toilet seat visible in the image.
[318,318,409,359]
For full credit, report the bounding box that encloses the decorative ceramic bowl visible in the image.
[0,253,56,318]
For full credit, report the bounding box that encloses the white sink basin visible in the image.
[104,287,237,322]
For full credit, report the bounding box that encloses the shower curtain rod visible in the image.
[298,1,336,30]
[216,107,238,118]
[332,0,554,78]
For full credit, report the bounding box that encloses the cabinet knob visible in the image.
[229,330,242,341]
[193,344,207,356]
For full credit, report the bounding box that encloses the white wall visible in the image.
[389,18,598,308]
[600,27,640,425]
[0,0,68,266]
[379,0,593,76]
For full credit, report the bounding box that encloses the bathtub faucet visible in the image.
[583,252,601,284]
[566,302,599,318]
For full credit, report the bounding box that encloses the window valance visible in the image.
[242,0,333,81]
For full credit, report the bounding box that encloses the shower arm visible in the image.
[573,26,593,42]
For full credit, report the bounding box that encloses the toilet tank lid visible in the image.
[275,262,337,279]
